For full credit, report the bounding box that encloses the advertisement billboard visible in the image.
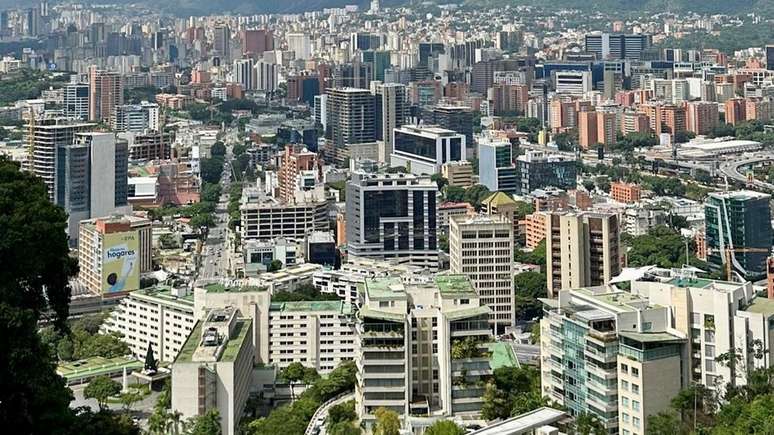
[102,231,140,294]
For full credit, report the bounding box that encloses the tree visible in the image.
[327,400,357,432]
[430,173,448,190]
[710,123,736,138]
[267,259,283,272]
[625,226,697,269]
[84,375,122,410]
[674,130,695,144]
[463,184,491,210]
[200,156,225,184]
[647,411,683,435]
[328,421,362,435]
[0,157,79,432]
[119,390,143,413]
[425,419,465,435]
[281,362,307,400]
[573,413,605,435]
[444,185,465,202]
[373,407,400,435]
[481,383,511,420]
[210,141,226,157]
[513,271,547,320]
[185,409,221,435]
[553,130,576,151]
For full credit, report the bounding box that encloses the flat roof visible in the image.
[619,331,686,343]
[489,342,519,370]
[745,297,774,315]
[175,319,251,363]
[135,286,194,305]
[364,276,406,300]
[446,305,491,321]
[57,356,143,382]
[469,407,566,435]
[434,275,476,296]
[270,300,353,315]
[201,283,266,293]
[359,307,404,322]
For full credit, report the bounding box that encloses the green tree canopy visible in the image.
[373,407,400,435]
[425,419,465,435]
[84,375,122,410]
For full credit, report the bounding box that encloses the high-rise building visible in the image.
[515,150,577,195]
[56,132,129,240]
[324,88,375,165]
[241,29,273,57]
[119,130,172,160]
[314,94,327,132]
[610,181,641,203]
[431,105,474,149]
[255,58,278,92]
[724,98,746,126]
[391,125,466,175]
[346,170,438,270]
[441,160,474,188]
[111,102,160,132]
[705,191,772,279]
[356,275,503,428]
[540,285,686,434]
[545,211,622,297]
[26,119,95,201]
[372,82,408,163]
[686,101,719,136]
[449,213,515,331]
[277,144,320,203]
[766,45,774,71]
[554,71,592,95]
[25,7,40,37]
[240,186,329,241]
[233,58,255,91]
[78,214,151,296]
[286,32,311,60]
[478,135,518,194]
[213,24,231,60]
[88,66,123,123]
[584,33,652,59]
[64,83,89,121]
[172,307,253,435]
[578,111,599,149]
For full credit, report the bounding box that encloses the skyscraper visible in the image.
[545,211,622,297]
[64,83,89,121]
[233,58,255,91]
[372,82,408,162]
[346,170,438,270]
[213,24,230,60]
[765,45,774,71]
[241,29,273,57]
[515,150,577,195]
[705,191,772,279]
[431,105,474,148]
[449,213,515,331]
[286,32,311,60]
[255,58,278,92]
[584,33,652,60]
[89,66,123,123]
[324,88,375,164]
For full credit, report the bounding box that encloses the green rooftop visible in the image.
[435,275,476,296]
[446,305,491,321]
[136,285,194,305]
[202,283,266,293]
[175,321,202,363]
[175,319,251,364]
[364,276,406,300]
[489,342,519,370]
[745,297,774,315]
[270,300,353,315]
[668,277,716,288]
[57,356,143,383]
[359,307,405,323]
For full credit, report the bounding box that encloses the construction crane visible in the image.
[722,247,771,281]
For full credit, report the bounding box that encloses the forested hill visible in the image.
[0,0,771,16]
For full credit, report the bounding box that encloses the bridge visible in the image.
[718,153,774,192]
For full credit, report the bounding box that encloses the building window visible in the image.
[632,400,640,412]
[620,363,629,374]
[633,417,641,428]
[705,359,716,372]
[705,345,715,358]
[622,413,630,423]
[632,384,639,394]
[691,313,701,325]
[621,380,629,391]
[631,367,639,377]
[622,397,629,408]
[704,330,715,343]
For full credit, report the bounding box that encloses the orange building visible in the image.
[578,111,598,149]
[725,98,747,125]
[621,111,650,135]
[746,98,771,123]
[695,231,707,261]
[524,212,547,249]
[277,144,319,203]
[610,181,641,203]
[686,102,719,136]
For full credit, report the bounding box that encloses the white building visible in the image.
[390,125,466,175]
[554,71,592,95]
[286,33,311,60]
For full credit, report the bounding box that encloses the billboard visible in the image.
[102,231,140,294]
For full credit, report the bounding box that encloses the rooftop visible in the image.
[364,276,406,300]
[745,297,774,316]
[619,331,686,344]
[489,342,519,370]
[446,305,491,321]
[270,300,353,315]
[135,285,194,305]
[201,283,266,293]
[434,275,476,297]
[359,307,405,323]
[481,191,516,207]
[57,356,143,383]
[175,319,251,364]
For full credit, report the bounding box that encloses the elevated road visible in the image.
[718,153,774,192]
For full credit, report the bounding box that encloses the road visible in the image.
[718,153,774,191]
[197,134,236,280]
[305,392,354,435]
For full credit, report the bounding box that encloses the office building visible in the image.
[449,213,515,330]
[431,105,474,149]
[346,170,438,270]
[540,285,685,434]
[112,102,160,133]
[78,214,151,297]
[255,58,278,92]
[213,24,231,60]
[555,71,592,95]
[240,186,329,241]
[64,83,89,120]
[372,82,408,163]
[233,58,255,91]
[120,130,172,161]
[515,150,577,195]
[172,307,253,435]
[584,33,652,60]
[26,118,95,202]
[89,67,123,123]
[357,275,505,428]
[286,32,311,60]
[324,88,376,165]
[391,125,466,175]
[478,135,518,194]
[241,29,273,57]
[704,191,772,279]
[766,45,774,71]
[441,161,474,188]
[56,132,129,240]
[489,83,530,115]
[545,211,622,297]
[102,286,195,362]
[305,232,337,267]
[314,94,327,132]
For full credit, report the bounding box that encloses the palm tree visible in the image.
[166,410,183,435]
[147,409,170,434]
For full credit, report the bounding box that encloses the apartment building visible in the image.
[610,182,641,204]
[438,201,475,235]
[545,211,622,297]
[102,286,195,362]
[312,257,421,307]
[449,213,515,331]
[540,286,685,434]
[357,275,504,428]
[441,160,474,188]
[277,144,320,203]
[172,307,254,435]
